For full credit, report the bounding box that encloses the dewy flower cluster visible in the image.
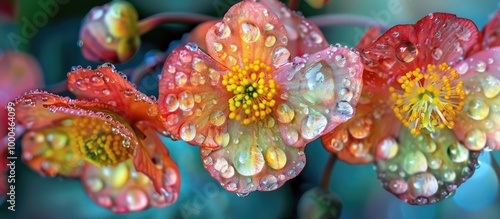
[3,0,500,215]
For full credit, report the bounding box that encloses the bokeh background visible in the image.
[1,0,500,218]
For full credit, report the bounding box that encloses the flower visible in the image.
[186,0,329,58]
[321,13,500,205]
[79,0,140,63]
[158,1,363,194]
[14,65,180,212]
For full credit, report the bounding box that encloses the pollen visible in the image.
[389,63,466,135]
[71,116,135,166]
[222,59,278,125]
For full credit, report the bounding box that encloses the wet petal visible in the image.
[482,9,500,49]
[354,27,380,51]
[201,122,306,193]
[159,45,232,148]
[186,20,220,52]
[453,48,500,151]
[258,0,329,57]
[273,46,363,147]
[206,1,289,68]
[82,159,178,213]
[133,124,181,195]
[321,85,400,164]
[14,91,138,167]
[362,13,479,87]
[376,127,479,205]
[21,126,84,177]
[67,65,162,128]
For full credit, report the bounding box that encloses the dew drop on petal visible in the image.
[209,110,226,126]
[283,128,299,145]
[447,142,469,163]
[260,175,279,191]
[163,167,178,186]
[376,137,399,160]
[475,61,487,72]
[408,172,438,197]
[86,177,104,192]
[125,189,149,212]
[335,101,354,117]
[265,35,276,47]
[226,182,238,191]
[431,48,443,60]
[213,42,223,52]
[466,97,489,120]
[276,104,295,123]
[240,22,260,43]
[464,129,486,151]
[301,114,328,140]
[165,94,179,112]
[348,117,372,139]
[389,178,408,194]
[402,150,428,175]
[395,41,418,63]
[180,123,196,141]
[264,23,274,31]
[272,47,290,67]
[233,146,265,176]
[264,147,287,170]
[481,75,500,98]
[310,31,323,44]
[178,91,195,111]
[216,22,231,39]
[443,169,456,182]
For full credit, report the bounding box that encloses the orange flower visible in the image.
[321,13,500,205]
[14,65,180,212]
[158,1,363,194]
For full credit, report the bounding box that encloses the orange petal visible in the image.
[258,0,329,57]
[452,48,500,151]
[201,122,306,193]
[376,127,479,205]
[186,20,220,52]
[206,1,289,68]
[67,65,163,129]
[159,44,232,148]
[21,126,84,177]
[273,46,363,147]
[14,91,138,167]
[133,123,181,196]
[321,85,400,164]
[82,159,178,213]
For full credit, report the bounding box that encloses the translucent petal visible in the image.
[258,0,329,57]
[206,1,289,68]
[453,48,500,151]
[362,13,479,87]
[158,45,232,148]
[321,85,401,164]
[482,9,500,49]
[376,127,479,205]
[82,159,178,213]
[200,121,306,193]
[273,46,363,147]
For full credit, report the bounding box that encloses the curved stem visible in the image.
[309,14,390,31]
[130,52,167,85]
[320,154,338,190]
[138,13,218,35]
[288,0,300,11]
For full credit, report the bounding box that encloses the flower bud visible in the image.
[79,0,140,63]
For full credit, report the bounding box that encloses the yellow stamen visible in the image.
[222,59,278,125]
[389,63,465,135]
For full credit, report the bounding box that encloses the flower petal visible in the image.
[21,126,84,177]
[82,159,177,213]
[362,13,479,87]
[206,1,289,68]
[354,27,380,51]
[67,65,162,128]
[376,127,479,205]
[159,45,232,148]
[133,123,181,196]
[321,85,400,164]
[482,9,500,49]
[258,0,329,57]
[273,46,363,147]
[452,48,500,151]
[200,122,306,193]
[14,91,138,167]
[186,20,220,52]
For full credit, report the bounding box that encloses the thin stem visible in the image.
[288,0,300,11]
[130,52,167,85]
[138,13,217,35]
[309,14,390,31]
[320,154,338,190]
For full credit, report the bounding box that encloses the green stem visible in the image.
[138,12,217,35]
[320,154,338,190]
[309,14,390,31]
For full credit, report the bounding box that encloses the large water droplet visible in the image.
[209,110,226,126]
[402,150,428,175]
[265,147,287,170]
[482,75,500,98]
[272,47,290,67]
[348,117,372,139]
[310,31,323,44]
[216,22,231,39]
[234,146,265,176]
[376,137,398,160]
[125,189,149,211]
[276,104,295,123]
[408,172,438,197]
[265,35,276,47]
[180,123,196,141]
[213,42,223,52]
[447,142,469,163]
[466,97,489,120]
[395,41,418,63]
[240,22,260,43]
[335,101,354,117]
[301,114,328,139]
[464,129,486,151]
[164,94,179,112]
[178,91,195,111]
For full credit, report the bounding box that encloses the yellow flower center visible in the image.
[389,63,466,135]
[222,58,278,125]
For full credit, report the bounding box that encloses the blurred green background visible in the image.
[1,0,500,218]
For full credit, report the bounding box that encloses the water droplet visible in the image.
[75,79,88,91]
[335,55,346,68]
[209,110,226,126]
[381,58,396,69]
[272,47,290,67]
[276,104,295,123]
[260,175,279,191]
[335,101,354,117]
[240,22,260,43]
[237,192,249,198]
[167,65,176,74]
[310,31,323,44]
[77,40,83,47]
[186,42,198,51]
[110,163,129,188]
[97,195,113,207]
[164,94,179,112]
[431,48,443,60]
[283,128,299,145]
[264,23,274,31]
[86,177,104,192]
[125,189,148,211]
[376,137,398,160]
[395,41,418,63]
[443,169,456,182]
[179,50,192,63]
[348,117,372,139]
[464,129,486,151]
[402,150,428,175]
[178,91,194,111]
[91,76,104,86]
[389,178,408,194]
[265,147,287,170]
[455,62,469,74]
[216,22,231,39]
[234,146,265,176]
[447,142,469,163]
[475,61,486,72]
[482,75,500,98]
[408,172,438,197]
[203,157,213,165]
[226,182,238,191]
[102,89,110,96]
[301,114,327,139]
[428,157,442,169]
[456,27,471,41]
[265,35,276,47]
[147,106,158,116]
[192,58,206,72]
[213,42,223,52]
[339,88,353,102]
[180,123,196,141]
[466,97,489,120]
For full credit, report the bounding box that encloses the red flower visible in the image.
[158,1,363,194]
[14,65,180,212]
[321,13,500,204]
